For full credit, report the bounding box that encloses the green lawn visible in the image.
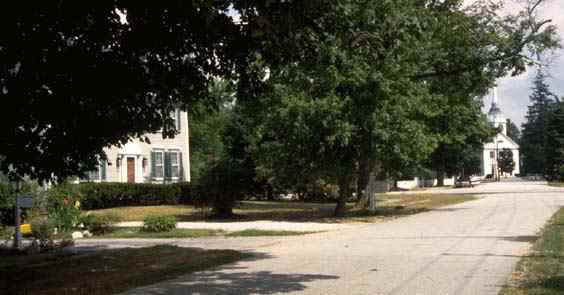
[500,208,564,295]
[0,245,246,295]
[548,182,564,188]
[88,194,477,224]
[89,227,317,239]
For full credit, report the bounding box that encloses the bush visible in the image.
[0,181,42,226]
[30,218,57,251]
[76,182,194,210]
[143,216,177,232]
[46,184,82,232]
[79,213,121,235]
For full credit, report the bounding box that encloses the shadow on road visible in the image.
[128,270,339,294]
[124,250,339,294]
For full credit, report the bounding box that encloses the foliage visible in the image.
[498,148,516,175]
[426,104,495,181]
[506,119,521,144]
[546,101,564,180]
[77,182,193,210]
[0,180,43,226]
[189,79,235,183]
[30,218,57,252]
[46,184,82,232]
[196,157,252,218]
[0,1,332,182]
[500,208,564,295]
[520,69,559,175]
[235,0,559,216]
[79,213,121,235]
[143,216,177,233]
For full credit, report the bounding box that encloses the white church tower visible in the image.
[487,88,507,135]
[481,88,520,178]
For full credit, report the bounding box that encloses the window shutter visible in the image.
[101,161,106,181]
[164,152,171,179]
[178,152,184,181]
[151,152,157,178]
[176,110,181,131]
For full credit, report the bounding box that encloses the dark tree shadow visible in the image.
[522,276,564,292]
[126,269,340,294]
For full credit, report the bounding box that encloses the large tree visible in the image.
[236,0,559,216]
[189,79,235,183]
[520,69,559,175]
[498,148,516,176]
[0,1,331,182]
[506,119,521,143]
[546,100,564,180]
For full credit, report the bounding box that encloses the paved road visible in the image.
[97,180,564,295]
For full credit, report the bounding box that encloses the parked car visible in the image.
[455,176,474,188]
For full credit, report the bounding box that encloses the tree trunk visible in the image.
[437,165,445,187]
[335,175,352,217]
[356,157,370,204]
[356,162,381,210]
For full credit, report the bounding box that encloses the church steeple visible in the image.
[487,87,506,135]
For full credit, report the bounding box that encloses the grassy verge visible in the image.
[89,227,317,239]
[88,194,476,224]
[500,208,564,295]
[548,182,564,188]
[0,245,246,295]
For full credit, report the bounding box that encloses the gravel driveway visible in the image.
[77,179,564,295]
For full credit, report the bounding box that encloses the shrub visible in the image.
[0,181,41,226]
[46,184,82,232]
[143,216,177,232]
[76,182,193,210]
[30,218,57,251]
[79,213,121,235]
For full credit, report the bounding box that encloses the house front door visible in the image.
[127,158,135,183]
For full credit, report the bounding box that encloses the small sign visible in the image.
[17,195,34,208]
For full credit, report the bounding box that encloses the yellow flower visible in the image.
[20,224,31,234]
[74,200,81,209]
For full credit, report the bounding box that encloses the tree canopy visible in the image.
[506,119,521,143]
[0,0,560,197]
[0,1,329,182]
[546,99,564,180]
[520,69,559,175]
[232,0,560,215]
[498,148,516,176]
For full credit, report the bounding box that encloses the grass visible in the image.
[88,193,476,224]
[0,226,13,241]
[91,227,224,239]
[500,208,564,295]
[89,227,318,239]
[0,245,246,295]
[548,182,564,188]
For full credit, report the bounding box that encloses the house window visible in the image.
[490,151,495,159]
[80,161,106,182]
[151,150,164,179]
[169,151,180,178]
[151,149,182,181]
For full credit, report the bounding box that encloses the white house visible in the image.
[481,89,520,177]
[81,110,190,183]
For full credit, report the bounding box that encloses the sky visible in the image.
[474,0,564,128]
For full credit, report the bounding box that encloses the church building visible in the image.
[481,89,520,177]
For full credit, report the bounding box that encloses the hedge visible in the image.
[76,182,196,210]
